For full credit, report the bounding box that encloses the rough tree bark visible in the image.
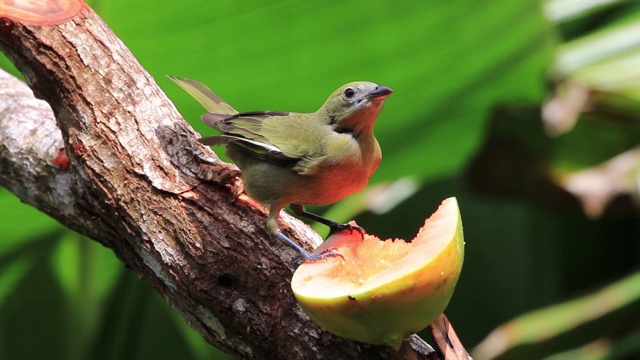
[0,4,447,360]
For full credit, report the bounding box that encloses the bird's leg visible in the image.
[267,209,342,265]
[289,203,364,238]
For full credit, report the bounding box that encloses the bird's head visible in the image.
[319,81,392,136]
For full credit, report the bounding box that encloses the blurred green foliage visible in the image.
[1,0,639,359]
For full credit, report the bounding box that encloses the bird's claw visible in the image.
[294,247,344,267]
[328,222,365,239]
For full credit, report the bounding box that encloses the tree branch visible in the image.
[0,5,444,360]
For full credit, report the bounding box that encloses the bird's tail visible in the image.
[166,75,238,115]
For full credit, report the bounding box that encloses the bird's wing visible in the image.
[167,75,238,115]
[168,76,307,168]
[258,114,328,160]
[199,111,301,168]
[201,111,289,143]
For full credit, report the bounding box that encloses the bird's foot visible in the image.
[276,231,343,267]
[288,204,365,239]
[328,222,365,239]
[294,247,344,267]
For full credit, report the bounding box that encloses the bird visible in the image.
[168,75,392,263]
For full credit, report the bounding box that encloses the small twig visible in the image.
[430,314,473,360]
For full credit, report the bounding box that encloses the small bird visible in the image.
[168,76,392,263]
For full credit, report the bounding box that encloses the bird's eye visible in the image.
[343,87,356,99]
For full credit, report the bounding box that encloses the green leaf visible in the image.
[473,270,640,360]
[0,253,34,308]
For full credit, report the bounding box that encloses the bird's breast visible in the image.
[292,140,381,206]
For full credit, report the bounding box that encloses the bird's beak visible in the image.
[366,85,393,100]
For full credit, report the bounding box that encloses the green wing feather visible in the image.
[258,114,329,160]
[200,111,302,168]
